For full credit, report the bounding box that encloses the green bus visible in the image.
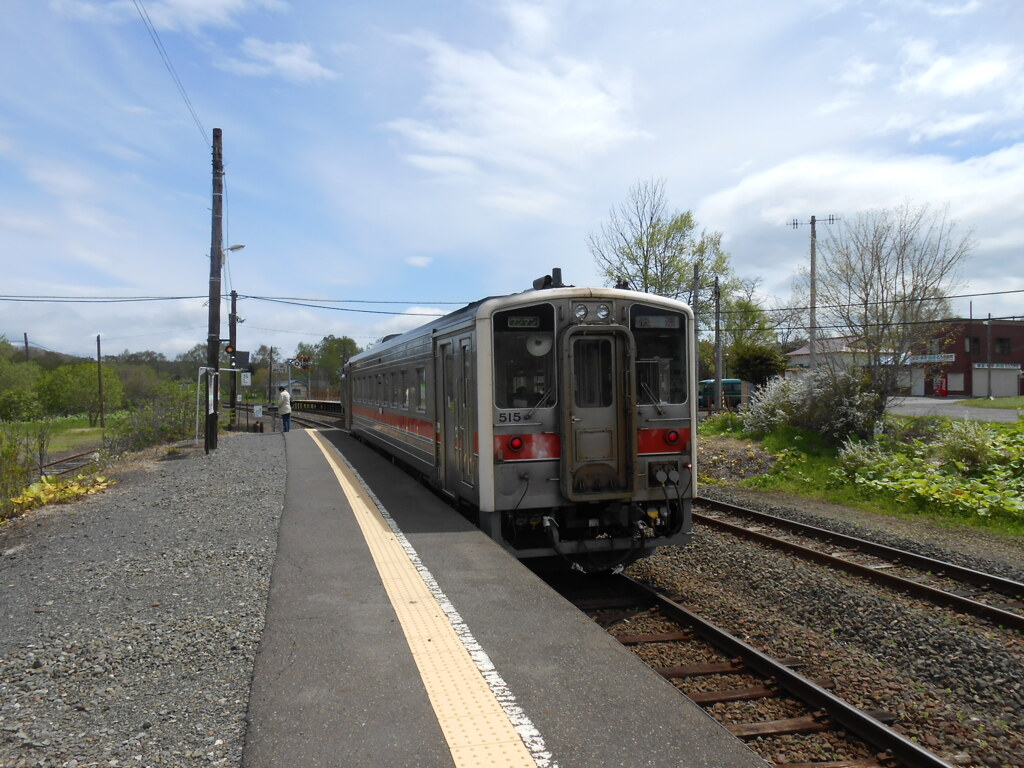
[697,379,742,409]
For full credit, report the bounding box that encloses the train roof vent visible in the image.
[532,267,567,291]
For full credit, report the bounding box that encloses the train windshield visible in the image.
[493,304,555,409]
[631,306,688,404]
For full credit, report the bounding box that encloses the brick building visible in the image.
[908,318,1024,397]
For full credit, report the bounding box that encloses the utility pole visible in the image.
[986,313,993,399]
[714,276,722,410]
[96,334,105,429]
[23,333,29,362]
[229,289,238,428]
[205,128,224,453]
[267,347,275,403]
[790,215,839,371]
[691,263,700,376]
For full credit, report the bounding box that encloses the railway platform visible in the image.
[243,427,768,768]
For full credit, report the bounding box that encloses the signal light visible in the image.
[225,344,235,355]
[664,430,680,445]
[508,436,524,452]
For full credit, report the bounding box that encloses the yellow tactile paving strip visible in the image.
[307,430,551,768]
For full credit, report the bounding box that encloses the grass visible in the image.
[3,416,105,455]
[959,395,1024,410]
[700,414,1024,539]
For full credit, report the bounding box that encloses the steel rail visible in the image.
[41,449,101,477]
[694,497,1024,599]
[693,501,1024,632]
[616,573,956,768]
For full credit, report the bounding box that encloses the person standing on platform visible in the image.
[277,385,292,432]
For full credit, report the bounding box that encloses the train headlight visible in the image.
[596,303,610,320]
[508,436,524,452]
[574,304,589,320]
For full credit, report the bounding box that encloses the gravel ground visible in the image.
[626,441,1024,768]
[0,434,284,768]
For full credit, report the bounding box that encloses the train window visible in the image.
[631,307,688,404]
[574,338,613,407]
[493,304,556,409]
[416,367,426,411]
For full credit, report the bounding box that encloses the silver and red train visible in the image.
[342,270,696,571]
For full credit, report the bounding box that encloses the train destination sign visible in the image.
[634,315,680,329]
[507,316,541,328]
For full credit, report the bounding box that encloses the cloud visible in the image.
[500,2,555,50]
[405,256,433,267]
[221,38,338,82]
[899,41,1019,98]
[387,32,644,195]
[838,56,879,87]
[918,0,983,17]
[370,307,448,342]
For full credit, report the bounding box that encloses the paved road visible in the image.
[887,396,1021,423]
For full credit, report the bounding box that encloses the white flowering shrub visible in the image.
[741,367,880,442]
[738,376,802,435]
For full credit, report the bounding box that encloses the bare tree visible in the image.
[587,178,736,332]
[815,200,973,417]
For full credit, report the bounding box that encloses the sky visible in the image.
[2,0,1022,361]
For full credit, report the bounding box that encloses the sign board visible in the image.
[241,372,252,386]
[272,364,288,373]
[206,371,218,414]
[907,353,956,364]
[254,405,263,418]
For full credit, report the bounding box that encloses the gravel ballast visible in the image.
[0,434,284,768]
[628,480,1024,767]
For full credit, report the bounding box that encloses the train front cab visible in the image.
[480,291,695,570]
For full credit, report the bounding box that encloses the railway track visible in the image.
[39,449,101,479]
[547,571,955,768]
[693,496,1024,632]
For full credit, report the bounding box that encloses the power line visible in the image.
[721,287,1024,317]
[130,0,209,148]
[0,295,204,303]
[241,296,448,316]
[2,287,1021,318]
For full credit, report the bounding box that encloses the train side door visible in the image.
[562,330,634,501]
[436,337,474,495]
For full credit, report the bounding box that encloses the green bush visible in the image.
[1,429,34,520]
[104,380,195,455]
[934,420,1006,476]
[699,410,746,436]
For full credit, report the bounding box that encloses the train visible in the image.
[342,269,697,571]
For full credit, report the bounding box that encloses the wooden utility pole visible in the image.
[96,334,105,429]
[790,214,839,371]
[229,289,238,427]
[205,128,224,453]
[24,333,30,362]
[714,276,722,410]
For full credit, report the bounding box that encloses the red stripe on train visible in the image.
[493,433,561,461]
[351,405,434,440]
[637,427,691,454]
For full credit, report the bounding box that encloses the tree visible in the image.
[38,363,124,425]
[723,284,777,352]
[587,178,737,332]
[731,344,788,388]
[814,200,973,422]
[0,357,42,421]
[314,335,360,390]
